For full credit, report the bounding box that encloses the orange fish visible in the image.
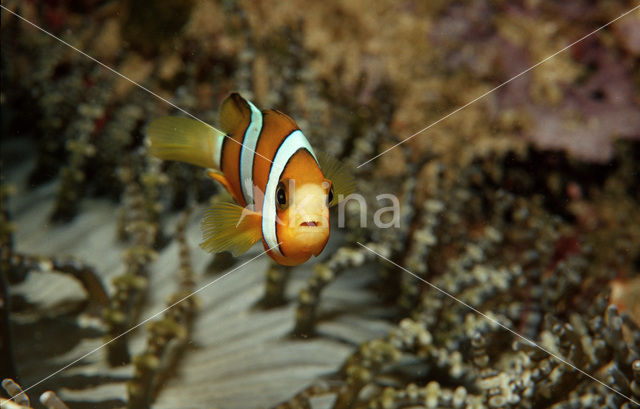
[147,93,354,266]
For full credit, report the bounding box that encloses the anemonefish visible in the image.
[147,93,354,266]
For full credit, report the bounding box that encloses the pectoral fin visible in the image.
[317,152,356,206]
[200,201,262,257]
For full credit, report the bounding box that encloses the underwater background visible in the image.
[1,0,640,408]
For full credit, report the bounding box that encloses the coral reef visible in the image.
[281,146,640,408]
[2,0,640,408]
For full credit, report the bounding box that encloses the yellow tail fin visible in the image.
[147,116,225,170]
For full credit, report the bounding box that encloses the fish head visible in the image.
[271,153,331,265]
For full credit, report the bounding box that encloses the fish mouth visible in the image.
[299,221,318,227]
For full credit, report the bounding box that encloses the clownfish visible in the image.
[147,93,354,266]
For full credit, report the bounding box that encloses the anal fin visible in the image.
[200,201,262,257]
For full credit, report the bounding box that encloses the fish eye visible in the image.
[276,182,288,210]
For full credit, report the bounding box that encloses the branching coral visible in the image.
[260,262,293,309]
[103,159,160,366]
[128,209,199,408]
[272,130,640,408]
[49,72,108,222]
[294,244,390,338]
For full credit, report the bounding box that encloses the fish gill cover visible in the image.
[1,0,640,408]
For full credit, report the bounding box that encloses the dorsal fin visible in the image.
[263,109,299,129]
[219,93,252,135]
